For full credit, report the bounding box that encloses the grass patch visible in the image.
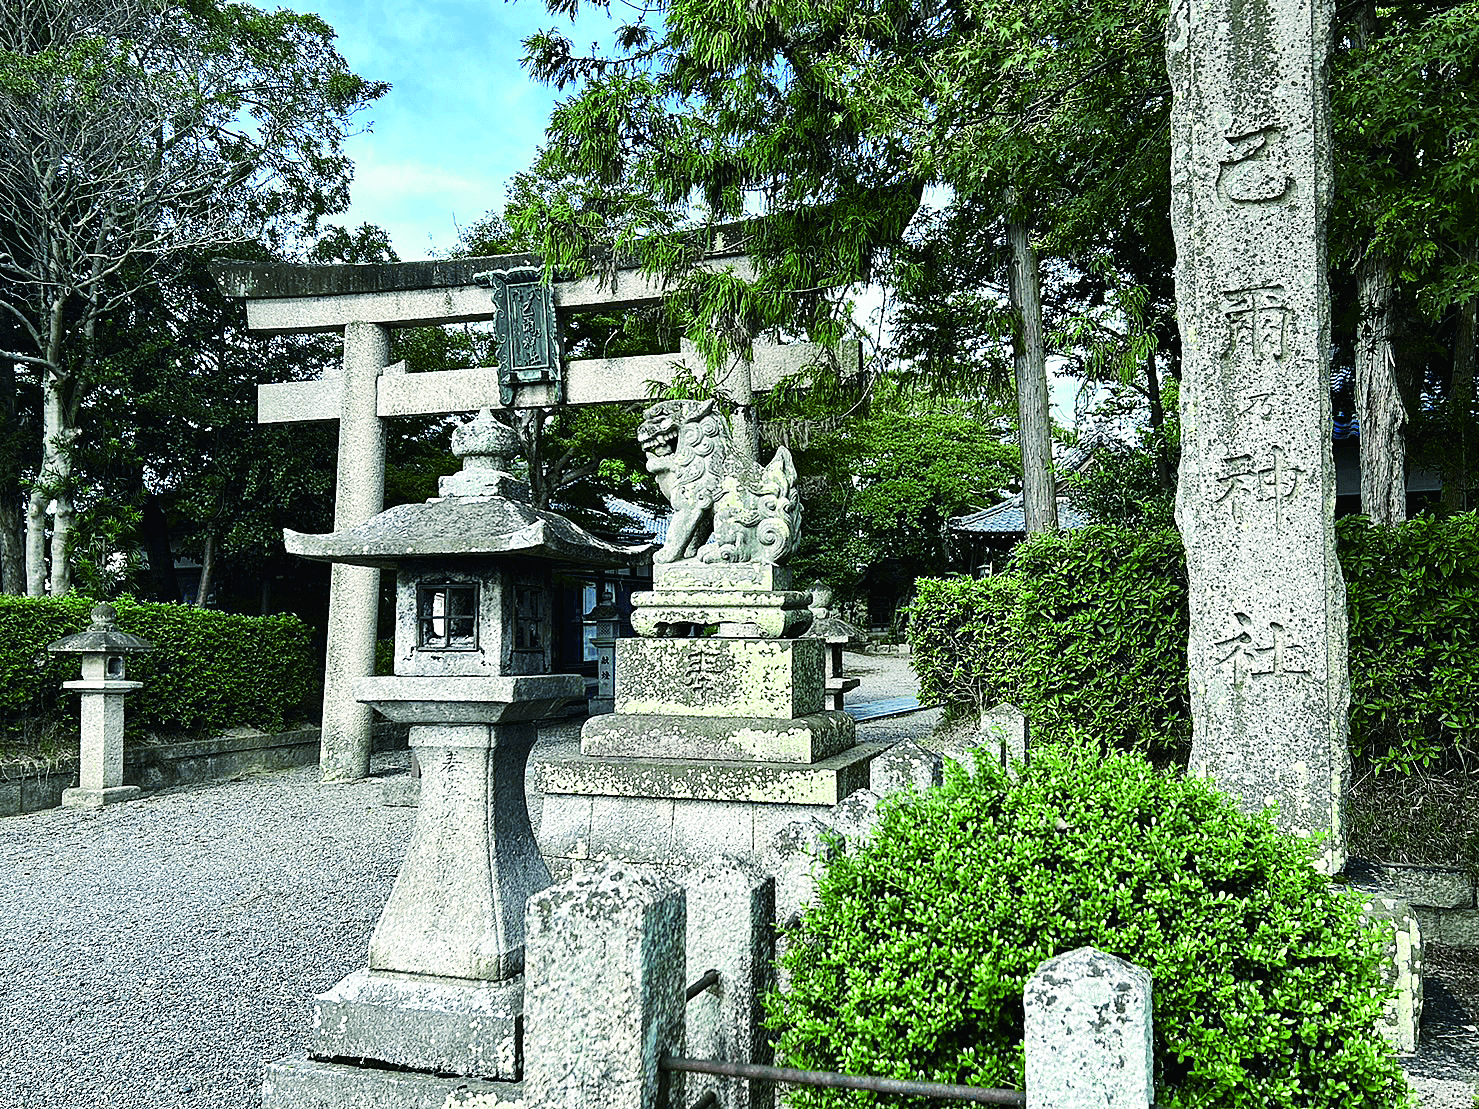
[1348,764,1479,875]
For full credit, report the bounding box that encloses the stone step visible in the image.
[263,1052,522,1109]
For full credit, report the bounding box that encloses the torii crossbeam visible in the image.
[212,242,860,781]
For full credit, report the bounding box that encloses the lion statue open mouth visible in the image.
[637,399,800,565]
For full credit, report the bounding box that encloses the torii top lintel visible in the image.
[209,227,753,336]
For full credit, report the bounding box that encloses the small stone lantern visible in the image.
[585,597,620,714]
[47,603,154,810]
[279,409,652,1086]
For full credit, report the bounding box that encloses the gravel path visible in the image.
[0,695,940,1109]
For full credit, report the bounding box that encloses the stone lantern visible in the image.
[270,410,652,1096]
[48,603,154,810]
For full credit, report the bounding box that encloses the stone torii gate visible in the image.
[212,243,859,782]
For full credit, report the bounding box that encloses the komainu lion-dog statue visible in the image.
[637,399,801,565]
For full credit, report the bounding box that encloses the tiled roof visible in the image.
[949,495,1095,535]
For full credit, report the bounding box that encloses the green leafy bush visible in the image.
[1338,513,1479,774]
[768,749,1409,1109]
[0,596,314,743]
[911,513,1479,775]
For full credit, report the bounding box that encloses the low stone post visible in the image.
[982,702,1029,769]
[683,858,776,1109]
[525,864,687,1109]
[587,599,620,715]
[870,740,943,796]
[1024,947,1153,1109]
[761,818,839,992]
[48,603,154,810]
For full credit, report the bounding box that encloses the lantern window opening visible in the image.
[417,582,479,651]
[513,586,545,653]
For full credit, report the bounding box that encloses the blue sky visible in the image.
[282,0,622,259]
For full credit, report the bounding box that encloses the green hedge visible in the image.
[912,525,1191,762]
[0,595,314,741]
[910,513,1479,774]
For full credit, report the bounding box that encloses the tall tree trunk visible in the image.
[1144,349,1174,495]
[195,531,216,608]
[1004,194,1057,534]
[140,495,180,601]
[1440,248,1476,515]
[0,353,22,595]
[1355,254,1407,524]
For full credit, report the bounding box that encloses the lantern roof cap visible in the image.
[47,603,155,655]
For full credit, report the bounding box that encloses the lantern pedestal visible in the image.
[48,604,153,811]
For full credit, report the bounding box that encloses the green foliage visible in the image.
[1338,512,1479,774]
[909,526,1190,761]
[0,596,313,742]
[768,749,1409,1109]
[909,513,1479,777]
[789,401,1020,601]
[908,576,1020,713]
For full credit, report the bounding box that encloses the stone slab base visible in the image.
[311,968,521,1079]
[62,784,141,809]
[263,1053,523,1109]
[541,742,881,806]
[581,710,855,764]
[539,743,882,872]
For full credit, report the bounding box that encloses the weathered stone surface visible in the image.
[1347,859,1476,910]
[1169,0,1349,871]
[524,865,686,1109]
[320,321,389,782]
[683,858,776,1109]
[654,561,792,591]
[1360,895,1423,1054]
[355,675,583,725]
[581,710,855,764]
[762,818,841,992]
[1024,947,1153,1109]
[263,1052,523,1109]
[368,723,550,982]
[870,740,944,796]
[613,636,825,719]
[538,791,834,874]
[828,788,882,849]
[1434,908,1479,947]
[309,968,521,1079]
[541,742,881,807]
[630,589,814,639]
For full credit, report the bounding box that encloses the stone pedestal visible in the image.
[541,567,878,875]
[266,676,582,1108]
[50,607,154,811]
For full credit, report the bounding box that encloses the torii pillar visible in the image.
[321,321,390,781]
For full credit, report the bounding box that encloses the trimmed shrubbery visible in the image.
[910,512,1479,776]
[911,525,1191,763]
[767,749,1410,1109]
[0,595,314,747]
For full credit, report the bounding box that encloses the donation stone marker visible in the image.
[1168,0,1349,869]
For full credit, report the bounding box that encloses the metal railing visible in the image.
[674,969,1027,1107]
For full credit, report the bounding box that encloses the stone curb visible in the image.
[0,722,409,818]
